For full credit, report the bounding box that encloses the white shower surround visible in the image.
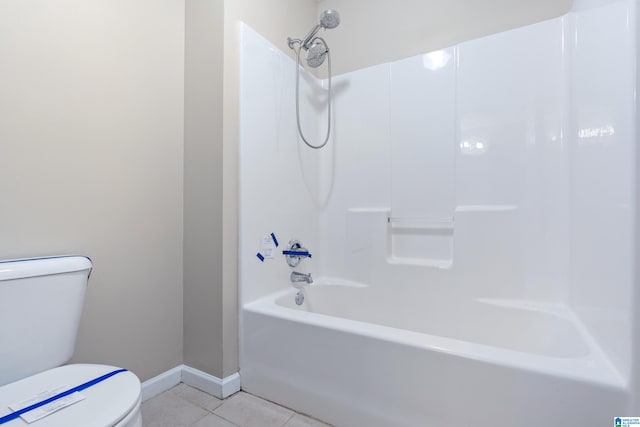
[239,0,639,425]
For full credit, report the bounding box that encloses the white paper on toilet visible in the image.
[8,385,86,423]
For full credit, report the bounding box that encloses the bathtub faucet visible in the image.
[290,271,313,284]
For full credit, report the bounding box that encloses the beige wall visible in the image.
[184,0,226,378]
[317,0,573,76]
[0,0,184,381]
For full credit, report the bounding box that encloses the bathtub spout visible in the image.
[291,271,313,284]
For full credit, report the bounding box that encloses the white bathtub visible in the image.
[242,280,629,427]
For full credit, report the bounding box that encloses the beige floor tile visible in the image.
[170,384,224,412]
[283,413,332,427]
[142,391,209,427]
[213,392,294,427]
[191,413,239,427]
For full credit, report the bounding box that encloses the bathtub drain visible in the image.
[295,291,304,306]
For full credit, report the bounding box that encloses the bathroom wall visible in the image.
[235,0,574,297]
[225,1,318,62]
[568,0,637,381]
[238,23,324,306]
[634,0,640,409]
[184,0,225,379]
[316,0,573,76]
[634,0,640,403]
[0,0,184,381]
[319,14,569,302]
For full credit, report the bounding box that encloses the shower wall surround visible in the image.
[239,0,638,424]
[239,24,323,304]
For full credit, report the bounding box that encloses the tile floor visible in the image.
[141,384,332,427]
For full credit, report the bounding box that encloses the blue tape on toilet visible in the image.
[0,369,128,425]
[270,233,279,247]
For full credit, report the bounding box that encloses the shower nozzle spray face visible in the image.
[320,9,340,29]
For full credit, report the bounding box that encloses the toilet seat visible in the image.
[0,364,141,427]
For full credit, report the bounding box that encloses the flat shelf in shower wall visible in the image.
[387,216,454,230]
[386,254,453,269]
[455,204,518,213]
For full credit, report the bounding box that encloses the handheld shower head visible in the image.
[301,9,341,49]
[306,41,328,68]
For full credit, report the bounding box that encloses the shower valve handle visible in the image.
[284,240,312,268]
[282,250,312,258]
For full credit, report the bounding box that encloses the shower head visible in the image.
[306,41,328,68]
[301,9,340,49]
[319,9,340,29]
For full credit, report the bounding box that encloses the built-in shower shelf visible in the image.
[387,215,454,268]
[455,204,518,213]
[387,256,453,269]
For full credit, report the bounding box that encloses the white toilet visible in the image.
[0,256,142,426]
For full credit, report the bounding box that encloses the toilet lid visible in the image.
[0,364,140,427]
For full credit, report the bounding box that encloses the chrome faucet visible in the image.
[290,271,313,284]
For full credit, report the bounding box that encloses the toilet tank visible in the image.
[0,256,92,386]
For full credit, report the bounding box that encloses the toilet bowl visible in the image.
[0,364,141,427]
[0,256,142,426]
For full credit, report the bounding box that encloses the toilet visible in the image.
[0,256,142,426]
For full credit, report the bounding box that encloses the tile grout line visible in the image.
[212,413,242,427]
[187,411,211,427]
[281,411,296,427]
[163,384,233,426]
[176,387,238,426]
[211,401,244,427]
[191,412,243,427]
[151,386,331,427]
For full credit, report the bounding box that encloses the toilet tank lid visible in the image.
[0,256,92,282]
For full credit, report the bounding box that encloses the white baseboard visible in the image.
[182,365,241,399]
[141,365,183,401]
[141,365,241,402]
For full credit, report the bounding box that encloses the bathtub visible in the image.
[241,280,629,427]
